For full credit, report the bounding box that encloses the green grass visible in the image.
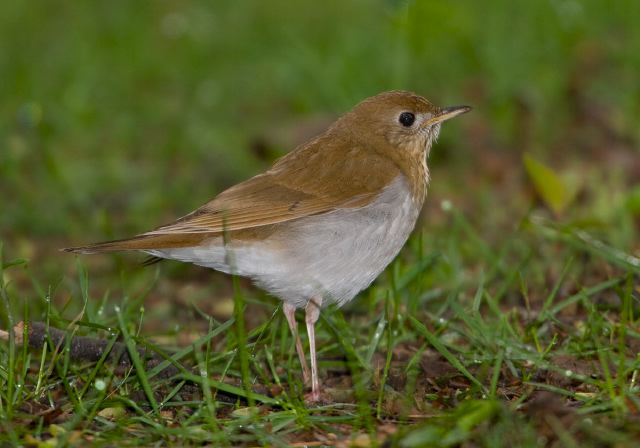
[1,1,639,446]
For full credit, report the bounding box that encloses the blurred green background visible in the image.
[2,0,638,244]
[1,0,639,335]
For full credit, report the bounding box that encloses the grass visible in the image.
[1,1,639,446]
[2,207,638,446]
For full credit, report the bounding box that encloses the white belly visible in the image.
[146,176,422,308]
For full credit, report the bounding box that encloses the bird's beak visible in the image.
[423,105,472,127]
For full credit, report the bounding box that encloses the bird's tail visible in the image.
[62,233,210,254]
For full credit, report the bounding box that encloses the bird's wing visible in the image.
[144,174,374,235]
[143,176,362,234]
[145,137,401,236]
[63,136,403,253]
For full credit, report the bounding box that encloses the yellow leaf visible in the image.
[231,406,259,418]
[98,407,126,420]
[523,153,571,215]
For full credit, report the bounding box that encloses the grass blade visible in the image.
[115,306,159,415]
[409,316,485,392]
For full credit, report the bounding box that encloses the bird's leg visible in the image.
[283,303,310,384]
[305,296,323,402]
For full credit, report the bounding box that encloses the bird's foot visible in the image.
[303,390,330,405]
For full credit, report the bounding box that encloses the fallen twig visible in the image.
[0,321,277,405]
[0,321,181,379]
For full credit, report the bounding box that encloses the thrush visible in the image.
[64,91,470,402]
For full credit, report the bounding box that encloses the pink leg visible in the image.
[305,296,323,402]
[283,303,310,384]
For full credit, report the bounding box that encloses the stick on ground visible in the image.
[0,321,181,379]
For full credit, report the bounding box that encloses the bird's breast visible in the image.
[255,174,422,306]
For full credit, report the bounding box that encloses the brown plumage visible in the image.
[64,91,449,254]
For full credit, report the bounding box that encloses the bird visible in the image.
[63,91,470,403]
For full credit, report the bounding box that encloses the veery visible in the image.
[64,91,470,402]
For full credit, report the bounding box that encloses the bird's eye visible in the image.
[398,112,415,127]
